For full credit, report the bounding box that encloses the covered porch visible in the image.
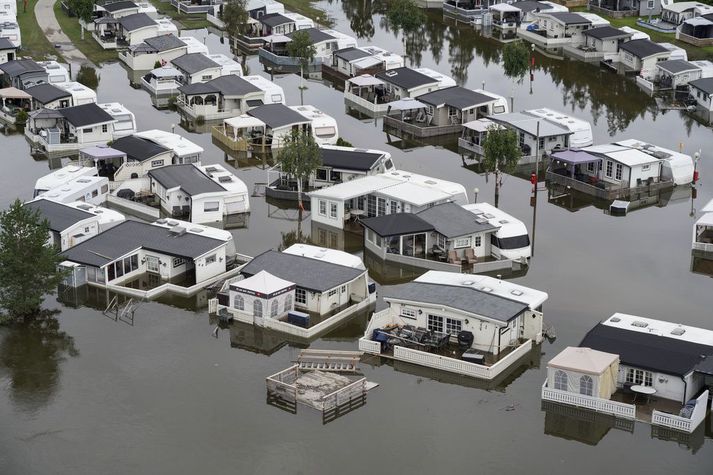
[693,213,713,253]
[588,0,639,18]
[383,98,464,138]
[458,118,502,155]
[344,75,391,114]
[490,4,521,28]
[0,87,31,124]
[546,149,627,199]
[211,116,269,151]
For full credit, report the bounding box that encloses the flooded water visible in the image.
[1,2,713,473]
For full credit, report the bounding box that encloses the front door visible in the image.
[146,256,160,274]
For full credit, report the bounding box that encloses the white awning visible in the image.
[348,75,384,87]
[490,3,520,12]
[462,118,502,133]
[233,270,294,295]
[684,17,713,27]
[224,115,266,129]
[387,98,426,111]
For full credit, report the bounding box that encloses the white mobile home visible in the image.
[327,45,403,79]
[171,53,223,85]
[614,138,694,185]
[689,77,713,113]
[527,108,594,148]
[0,37,17,64]
[38,175,110,205]
[54,81,97,106]
[25,103,117,153]
[24,83,73,110]
[490,111,573,163]
[692,198,713,255]
[618,39,671,79]
[134,129,203,165]
[34,165,98,197]
[462,202,532,260]
[119,34,189,71]
[98,102,137,138]
[37,60,70,84]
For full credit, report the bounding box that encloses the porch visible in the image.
[693,216,713,253]
[588,1,638,18]
[444,0,489,20]
[383,105,465,139]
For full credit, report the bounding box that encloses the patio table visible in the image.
[631,385,656,403]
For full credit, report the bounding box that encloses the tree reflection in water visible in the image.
[335,0,657,134]
[0,310,78,412]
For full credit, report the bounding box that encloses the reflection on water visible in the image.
[56,283,210,313]
[0,311,78,413]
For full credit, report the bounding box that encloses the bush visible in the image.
[154,60,162,69]
[15,109,28,125]
[336,137,353,147]
[167,96,178,111]
[76,64,99,90]
[195,115,206,126]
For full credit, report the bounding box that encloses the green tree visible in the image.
[502,40,530,110]
[222,0,249,36]
[286,30,316,89]
[67,0,94,40]
[277,131,321,210]
[386,0,425,32]
[0,200,68,323]
[76,64,99,90]
[481,126,522,207]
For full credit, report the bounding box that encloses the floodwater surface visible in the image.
[1,2,712,474]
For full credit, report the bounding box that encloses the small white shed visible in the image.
[229,270,296,325]
[547,346,620,399]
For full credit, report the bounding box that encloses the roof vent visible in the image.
[484,213,495,219]
[76,204,92,210]
[671,327,686,336]
[218,176,233,183]
[385,70,397,77]
[424,180,437,185]
[156,218,167,224]
[190,227,204,233]
[480,286,493,292]
[510,289,524,296]
[475,218,487,224]
[631,321,649,328]
[166,220,178,227]
[170,226,187,235]
[610,316,621,322]
[76,178,91,183]
[461,280,475,286]
[499,219,509,224]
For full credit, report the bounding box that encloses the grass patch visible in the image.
[16,0,61,60]
[147,0,213,29]
[53,2,118,64]
[279,0,334,27]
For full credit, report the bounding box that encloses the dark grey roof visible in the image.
[178,82,219,95]
[580,323,713,377]
[619,39,668,58]
[25,83,71,104]
[259,13,292,27]
[583,26,631,40]
[0,38,17,50]
[144,34,186,52]
[334,47,371,62]
[360,213,434,237]
[376,67,437,90]
[247,104,308,129]
[418,86,495,110]
[690,77,713,94]
[148,164,225,196]
[545,12,591,25]
[287,27,335,44]
[511,1,553,13]
[201,75,261,96]
[246,99,263,107]
[171,53,220,74]
[103,0,137,12]
[383,282,529,323]
[0,59,45,77]
[416,202,498,238]
[25,199,94,233]
[59,103,114,127]
[657,59,698,75]
[119,13,156,32]
[111,135,169,162]
[241,250,364,293]
[319,148,384,172]
[61,220,225,267]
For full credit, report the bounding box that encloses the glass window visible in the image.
[579,375,593,396]
[445,318,462,335]
[131,254,138,271]
[319,200,326,216]
[330,202,337,219]
[92,189,98,198]
[605,160,613,177]
[234,294,244,310]
[107,263,115,281]
[205,254,217,264]
[454,237,471,248]
[474,236,481,247]
[328,288,338,297]
[615,163,623,180]
[295,288,306,304]
[253,299,263,318]
[102,124,108,133]
[401,308,416,319]
[625,368,653,386]
[151,160,163,167]
[270,300,279,317]
[82,128,93,133]
[283,294,293,312]
[101,185,108,194]
[554,370,568,391]
[173,257,184,268]
[123,257,132,274]
[587,162,595,172]
[316,169,328,181]
[204,202,220,212]
[427,314,444,333]
[115,260,124,278]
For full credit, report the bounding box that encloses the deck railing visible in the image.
[321,378,367,411]
[693,242,713,253]
[541,381,637,419]
[651,390,709,433]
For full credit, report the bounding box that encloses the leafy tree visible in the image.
[0,200,68,323]
[76,64,99,90]
[481,126,522,207]
[277,131,321,210]
[67,0,94,40]
[502,40,530,109]
[386,0,425,32]
[286,30,317,89]
[222,0,249,37]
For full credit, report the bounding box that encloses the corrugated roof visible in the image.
[148,164,225,196]
[259,13,292,27]
[580,323,713,377]
[583,26,631,40]
[241,250,364,292]
[61,220,224,267]
[657,59,699,75]
[383,281,529,323]
[334,47,371,62]
[144,34,186,52]
[25,199,94,233]
[0,59,45,77]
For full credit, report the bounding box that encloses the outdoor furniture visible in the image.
[631,385,656,403]
[448,250,460,264]
[465,248,477,265]
[350,209,365,223]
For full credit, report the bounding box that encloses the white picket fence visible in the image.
[541,381,637,420]
[651,390,709,433]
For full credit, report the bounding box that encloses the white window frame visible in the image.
[427,314,444,333]
[295,288,306,304]
[453,237,471,249]
[400,307,417,319]
[318,200,327,216]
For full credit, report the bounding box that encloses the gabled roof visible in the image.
[583,26,631,40]
[375,67,437,90]
[259,12,292,27]
[548,346,619,375]
[0,59,45,77]
[417,86,496,110]
[689,77,713,94]
[178,82,218,95]
[148,164,225,196]
[0,38,17,50]
[657,59,699,75]
[25,83,72,104]
[119,13,156,32]
[383,281,529,323]
[240,250,364,292]
[544,12,591,25]
[580,322,713,377]
[61,220,225,267]
[360,213,434,237]
[287,27,334,44]
[319,147,384,172]
[143,34,186,52]
[247,103,308,129]
[334,47,371,62]
[103,1,138,12]
[25,199,94,233]
[619,39,668,58]
[59,103,114,127]
[111,135,170,162]
[171,53,220,74]
[230,270,295,296]
[416,202,498,238]
[198,75,261,96]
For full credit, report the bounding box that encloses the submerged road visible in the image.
[34,0,89,66]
